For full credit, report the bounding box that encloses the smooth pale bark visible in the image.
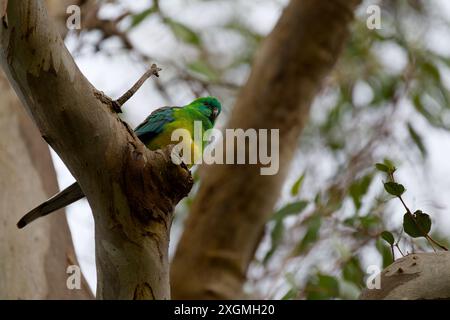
[0,1,192,299]
[0,72,92,299]
[360,252,450,300]
[46,0,75,34]
[171,0,361,299]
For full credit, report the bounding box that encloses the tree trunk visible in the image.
[360,252,450,300]
[0,71,92,299]
[171,0,361,299]
[0,0,92,299]
[0,0,192,299]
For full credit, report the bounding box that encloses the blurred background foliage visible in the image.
[62,0,450,299]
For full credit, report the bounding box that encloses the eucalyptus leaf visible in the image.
[380,231,395,245]
[129,7,156,29]
[272,201,308,221]
[263,220,284,264]
[305,274,339,300]
[349,174,373,210]
[165,18,201,45]
[384,182,405,197]
[407,122,427,157]
[290,173,306,196]
[188,60,218,80]
[342,257,364,286]
[403,210,431,238]
[376,239,393,268]
[293,215,321,255]
[375,163,390,173]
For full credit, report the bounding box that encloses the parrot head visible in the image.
[190,96,222,124]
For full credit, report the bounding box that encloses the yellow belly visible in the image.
[146,125,202,167]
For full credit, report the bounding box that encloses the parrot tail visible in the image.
[17,182,85,229]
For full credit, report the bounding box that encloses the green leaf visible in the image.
[281,272,298,299]
[380,231,395,245]
[370,76,397,104]
[290,173,306,196]
[314,192,322,205]
[343,215,379,230]
[343,216,356,227]
[165,18,201,45]
[407,122,427,157]
[305,274,339,300]
[403,210,431,238]
[412,93,437,126]
[349,174,373,210]
[384,182,405,197]
[129,7,156,29]
[375,163,390,173]
[281,288,297,300]
[272,201,308,221]
[360,215,381,230]
[421,61,441,83]
[264,201,308,263]
[412,92,449,130]
[225,21,263,43]
[376,239,393,268]
[342,257,364,287]
[376,160,396,174]
[263,220,284,264]
[383,159,396,172]
[293,215,321,255]
[187,60,218,80]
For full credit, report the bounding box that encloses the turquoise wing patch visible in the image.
[134,106,178,144]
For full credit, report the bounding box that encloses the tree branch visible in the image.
[360,252,450,299]
[115,64,161,109]
[0,1,192,299]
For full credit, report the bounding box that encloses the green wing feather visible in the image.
[134,106,179,144]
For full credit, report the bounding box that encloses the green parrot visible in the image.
[17,96,221,229]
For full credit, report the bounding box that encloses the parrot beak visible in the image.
[212,108,219,119]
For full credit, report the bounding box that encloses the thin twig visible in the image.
[111,64,162,112]
[426,235,448,251]
[398,195,412,215]
[395,244,405,257]
[390,245,395,261]
[93,64,162,113]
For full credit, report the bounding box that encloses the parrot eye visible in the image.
[202,100,219,121]
[204,102,217,116]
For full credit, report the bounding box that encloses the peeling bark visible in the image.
[0,1,192,299]
[171,0,361,299]
[360,252,450,300]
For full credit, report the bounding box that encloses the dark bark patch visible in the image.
[121,142,192,228]
[6,25,15,65]
[133,282,155,300]
[0,0,7,28]
[1,15,7,28]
